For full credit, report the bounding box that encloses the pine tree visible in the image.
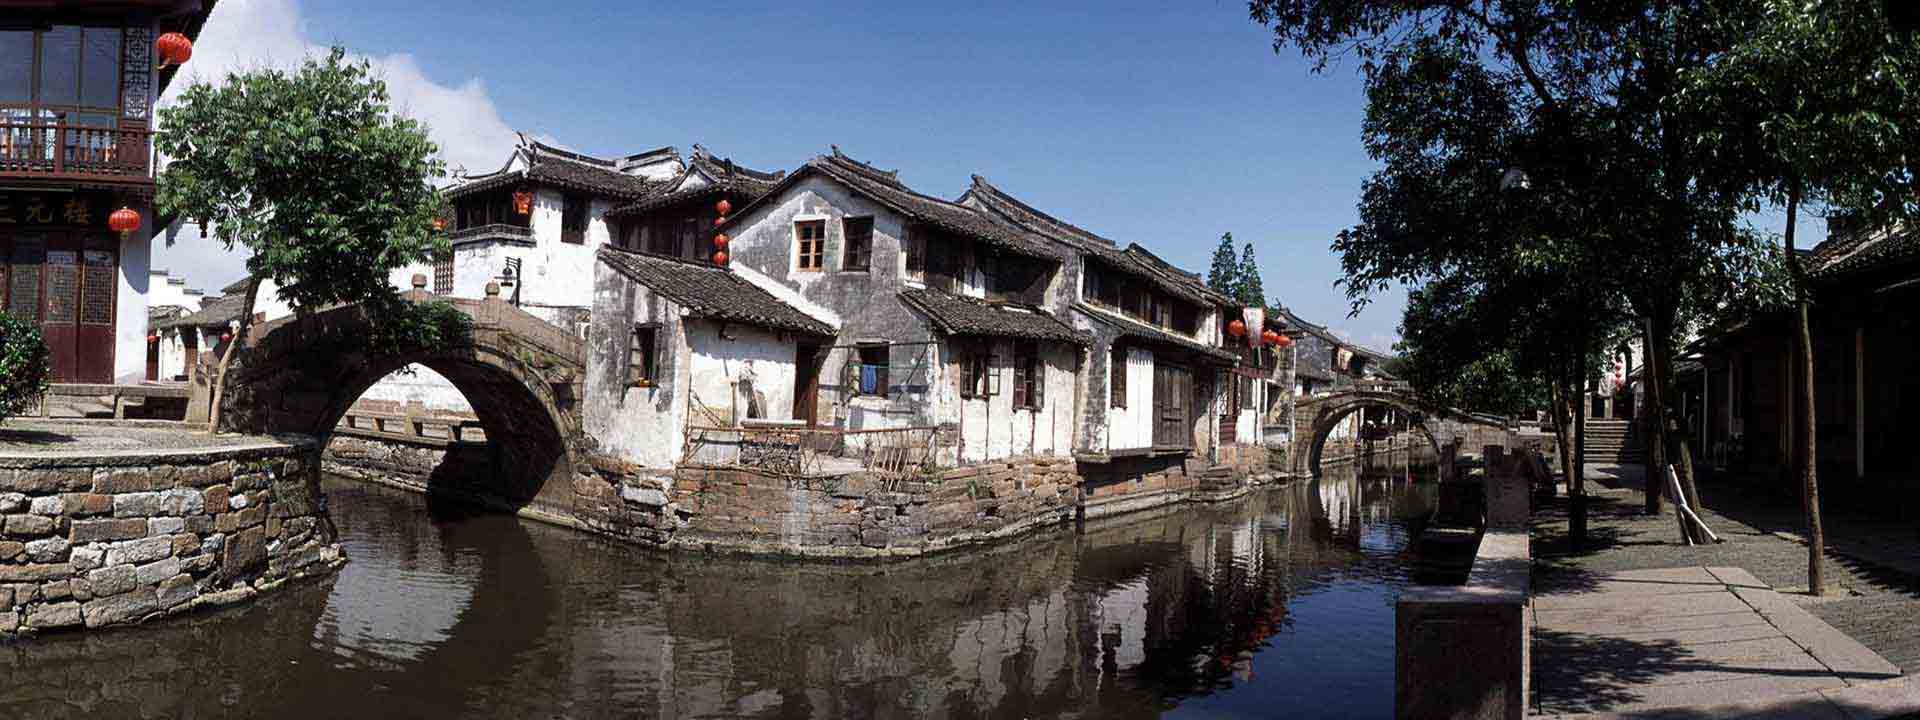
[1237,242,1265,308]
[1206,232,1240,298]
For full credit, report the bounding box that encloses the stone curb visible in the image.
[1551,673,1920,719]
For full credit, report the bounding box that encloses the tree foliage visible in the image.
[1207,232,1240,299]
[0,313,51,425]
[154,47,447,310]
[1237,241,1266,308]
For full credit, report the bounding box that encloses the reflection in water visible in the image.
[0,453,1433,719]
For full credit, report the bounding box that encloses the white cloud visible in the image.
[1329,325,1400,355]
[151,0,516,291]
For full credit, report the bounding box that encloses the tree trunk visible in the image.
[205,275,262,434]
[1642,316,1668,515]
[1784,189,1826,595]
[1572,353,1589,548]
[1650,311,1711,543]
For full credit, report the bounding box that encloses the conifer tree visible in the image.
[1237,242,1265,308]
[1206,232,1240,299]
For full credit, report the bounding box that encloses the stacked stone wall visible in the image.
[0,441,341,637]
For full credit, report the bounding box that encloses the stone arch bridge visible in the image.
[1289,389,1509,477]
[197,289,626,531]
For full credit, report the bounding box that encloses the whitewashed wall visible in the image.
[686,320,799,425]
[355,365,474,413]
[1106,347,1155,451]
[945,339,1078,463]
[114,226,151,383]
[583,277,690,470]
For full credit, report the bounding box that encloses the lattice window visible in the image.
[1110,345,1127,408]
[432,252,454,296]
[795,219,826,271]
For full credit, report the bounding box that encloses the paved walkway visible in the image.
[1532,465,1920,718]
[1534,566,1901,716]
[0,420,304,457]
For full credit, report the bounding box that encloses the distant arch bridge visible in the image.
[1289,389,1508,477]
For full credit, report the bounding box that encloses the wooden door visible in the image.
[793,343,822,425]
[77,235,117,383]
[182,331,198,382]
[1219,372,1239,444]
[41,235,80,382]
[1153,363,1191,448]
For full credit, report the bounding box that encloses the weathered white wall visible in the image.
[114,227,151,383]
[146,271,204,311]
[686,320,799,425]
[1106,347,1155,451]
[947,339,1077,463]
[356,365,474,413]
[1233,379,1260,445]
[519,189,612,309]
[583,269,690,470]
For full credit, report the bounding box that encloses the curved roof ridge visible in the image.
[965,175,1118,249]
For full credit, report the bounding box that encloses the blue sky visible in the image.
[158,0,1822,352]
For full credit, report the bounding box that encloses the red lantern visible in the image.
[1226,319,1247,337]
[715,199,732,216]
[108,206,141,239]
[713,217,727,227]
[512,189,534,215]
[1262,329,1281,346]
[220,332,233,343]
[1273,333,1293,350]
[712,250,729,266]
[713,233,729,250]
[432,217,447,232]
[156,32,193,69]
[146,334,158,343]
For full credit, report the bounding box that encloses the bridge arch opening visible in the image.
[218,298,585,519]
[1304,399,1442,478]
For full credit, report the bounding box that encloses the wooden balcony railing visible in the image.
[0,123,153,183]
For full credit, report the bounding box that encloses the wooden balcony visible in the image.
[0,123,153,185]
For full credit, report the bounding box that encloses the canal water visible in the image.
[1,454,1436,719]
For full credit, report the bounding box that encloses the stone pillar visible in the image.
[1397,530,1531,720]
[1486,449,1531,530]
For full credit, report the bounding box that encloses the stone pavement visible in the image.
[1533,566,1902,716]
[0,420,300,458]
[1532,464,1920,718]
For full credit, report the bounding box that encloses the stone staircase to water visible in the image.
[1583,419,1643,464]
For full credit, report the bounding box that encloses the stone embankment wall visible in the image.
[0,441,340,638]
[325,434,1286,559]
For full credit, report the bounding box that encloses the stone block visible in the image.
[61,493,112,517]
[0,541,19,561]
[25,601,82,629]
[171,534,198,557]
[103,536,173,566]
[201,486,230,510]
[14,469,92,494]
[28,495,64,516]
[222,526,268,579]
[174,465,212,488]
[23,537,69,563]
[156,574,196,608]
[39,579,71,601]
[621,485,668,508]
[112,492,166,518]
[183,554,216,575]
[0,586,10,610]
[228,493,249,510]
[0,609,15,633]
[0,563,70,583]
[185,515,214,534]
[134,556,182,586]
[234,506,265,529]
[4,514,55,537]
[86,565,136,596]
[92,468,154,494]
[209,461,235,484]
[71,518,150,543]
[167,488,205,516]
[0,493,23,513]
[214,512,238,533]
[147,517,185,536]
[82,589,158,628]
[69,545,104,572]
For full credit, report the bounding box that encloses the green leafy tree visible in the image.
[1237,242,1265,308]
[1677,0,1920,594]
[155,47,448,432]
[1206,232,1240,299]
[1251,0,1790,541]
[0,313,51,425]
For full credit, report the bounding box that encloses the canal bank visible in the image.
[0,422,342,638]
[0,457,1435,718]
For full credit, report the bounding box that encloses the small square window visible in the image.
[1110,346,1127,408]
[843,216,873,271]
[628,325,658,386]
[1012,341,1043,410]
[853,344,889,396]
[561,193,589,244]
[903,231,925,283]
[796,220,826,271]
[960,344,992,398]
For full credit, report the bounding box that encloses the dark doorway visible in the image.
[793,343,822,425]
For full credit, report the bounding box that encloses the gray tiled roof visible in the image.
[597,247,835,337]
[1072,303,1238,363]
[156,292,245,331]
[962,176,1231,307]
[451,143,672,201]
[606,146,785,218]
[900,289,1089,345]
[1808,225,1920,281]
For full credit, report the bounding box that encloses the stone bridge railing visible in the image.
[1291,389,1510,476]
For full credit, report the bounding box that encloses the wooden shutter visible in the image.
[1110,346,1126,407]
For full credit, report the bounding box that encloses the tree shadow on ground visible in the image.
[0,428,79,447]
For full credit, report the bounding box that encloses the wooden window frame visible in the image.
[841,216,873,272]
[628,323,659,387]
[902,228,925,284]
[959,344,994,399]
[794,219,827,272]
[1110,345,1127,408]
[852,343,889,397]
[1012,340,1043,410]
[560,192,589,244]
